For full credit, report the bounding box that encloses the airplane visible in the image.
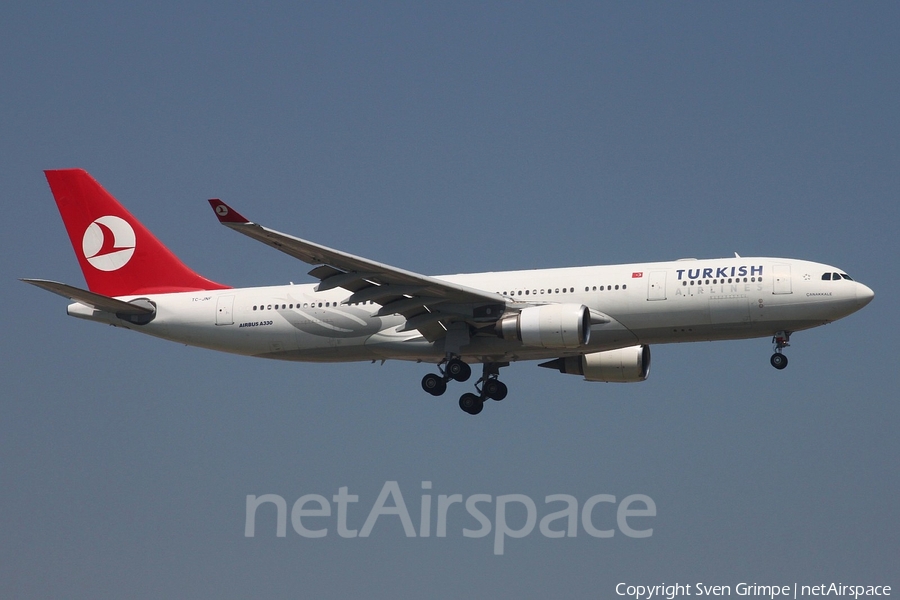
[23,169,875,414]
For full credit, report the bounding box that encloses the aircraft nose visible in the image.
[856,283,875,308]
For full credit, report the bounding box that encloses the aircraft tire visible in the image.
[770,353,788,370]
[446,358,471,382]
[422,373,447,396]
[484,380,508,401]
[459,393,483,415]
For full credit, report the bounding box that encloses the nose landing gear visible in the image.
[770,331,791,370]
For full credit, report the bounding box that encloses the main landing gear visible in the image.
[421,358,508,415]
[420,357,470,396]
[770,331,791,370]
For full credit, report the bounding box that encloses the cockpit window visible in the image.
[822,272,854,281]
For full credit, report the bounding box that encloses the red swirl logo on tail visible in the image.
[82,216,136,271]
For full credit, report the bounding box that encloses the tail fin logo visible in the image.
[82,216,136,272]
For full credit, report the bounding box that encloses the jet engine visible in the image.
[497,304,591,349]
[539,345,651,383]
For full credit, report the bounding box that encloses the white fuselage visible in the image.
[67,257,873,365]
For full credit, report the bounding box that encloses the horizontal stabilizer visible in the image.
[21,279,153,315]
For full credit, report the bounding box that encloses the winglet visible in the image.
[208,199,250,224]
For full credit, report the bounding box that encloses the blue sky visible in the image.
[2,2,898,598]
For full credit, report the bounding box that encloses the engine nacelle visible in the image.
[540,345,651,383]
[498,304,591,349]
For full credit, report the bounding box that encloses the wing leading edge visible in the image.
[207,200,507,342]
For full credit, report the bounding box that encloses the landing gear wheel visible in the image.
[483,379,508,401]
[422,373,447,396]
[770,353,788,370]
[446,358,471,382]
[459,393,483,415]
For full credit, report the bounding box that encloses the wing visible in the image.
[208,200,507,342]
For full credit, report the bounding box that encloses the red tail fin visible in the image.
[45,169,230,296]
